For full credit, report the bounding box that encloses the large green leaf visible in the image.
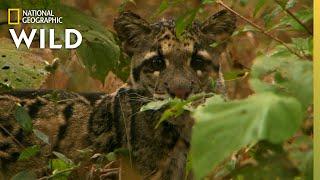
[50,6,127,81]
[76,31,123,81]
[250,54,313,109]
[0,38,50,89]
[19,5,128,82]
[191,92,303,179]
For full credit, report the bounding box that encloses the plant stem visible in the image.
[274,0,313,35]
[216,0,311,61]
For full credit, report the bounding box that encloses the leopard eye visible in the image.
[191,56,206,71]
[150,56,165,71]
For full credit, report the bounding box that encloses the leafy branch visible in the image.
[216,0,311,61]
[273,0,312,35]
[140,93,215,128]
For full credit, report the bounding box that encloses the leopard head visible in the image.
[114,10,236,99]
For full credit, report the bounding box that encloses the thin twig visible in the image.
[0,124,25,149]
[216,0,311,61]
[274,0,312,35]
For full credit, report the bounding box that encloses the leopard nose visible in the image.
[169,87,192,99]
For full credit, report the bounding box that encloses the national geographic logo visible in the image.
[7,8,82,49]
[8,8,63,25]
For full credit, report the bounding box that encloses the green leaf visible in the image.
[285,0,297,9]
[0,38,50,90]
[254,0,266,17]
[76,148,93,155]
[230,25,258,38]
[269,45,293,57]
[30,5,127,82]
[51,158,69,170]
[57,6,125,82]
[18,145,40,161]
[155,106,183,128]
[33,129,50,145]
[77,34,122,81]
[53,151,74,165]
[113,147,130,156]
[154,99,186,128]
[148,93,214,128]
[11,170,37,180]
[209,42,220,48]
[50,159,72,180]
[14,104,33,133]
[263,6,282,27]
[292,37,313,56]
[191,92,303,179]
[250,54,313,109]
[140,98,172,112]
[276,9,313,31]
[223,70,249,81]
[241,25,258,32]
[152,0,169,18]
[51,159,69,170]
[106,152,117,161]
[141,93,211,113]
[50,152,78,180]
[175,8,198,39]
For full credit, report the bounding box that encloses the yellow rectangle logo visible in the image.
[8,8,20,25]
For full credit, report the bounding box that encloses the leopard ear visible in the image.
[200,10,236,43]
[114,12,152,55]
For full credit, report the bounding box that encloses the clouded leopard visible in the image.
[0,10,236,179]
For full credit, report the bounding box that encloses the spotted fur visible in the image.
[0,10,236,179]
